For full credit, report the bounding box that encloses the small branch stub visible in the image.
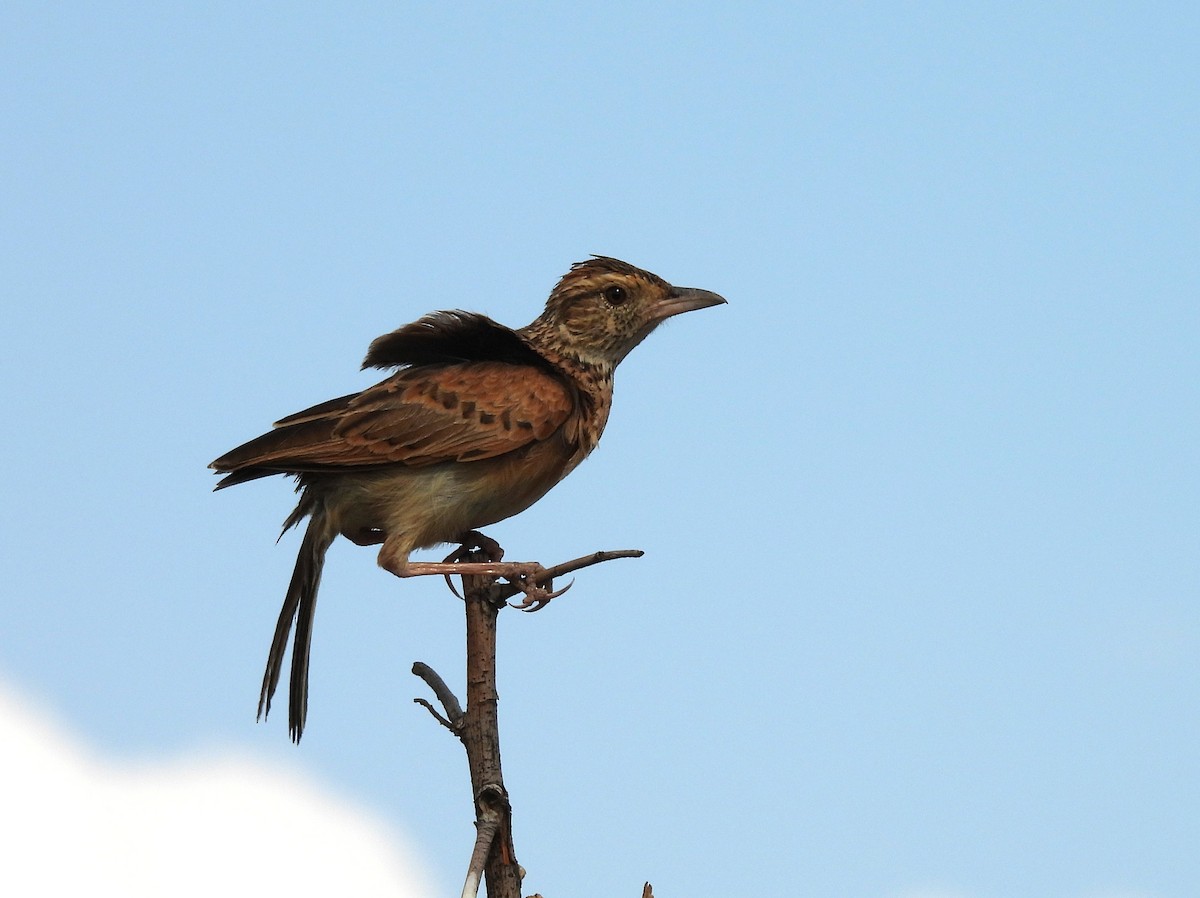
[412,661,464,732]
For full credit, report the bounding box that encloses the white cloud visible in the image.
[0,682,435,897]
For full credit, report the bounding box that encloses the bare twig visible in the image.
[412,661,464,731]
[413,697,458,732]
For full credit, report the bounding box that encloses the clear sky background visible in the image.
[2,3,1196,897]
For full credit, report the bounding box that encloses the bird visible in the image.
[211,256,725,741]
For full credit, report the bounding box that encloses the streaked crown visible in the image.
[521,257,724,370]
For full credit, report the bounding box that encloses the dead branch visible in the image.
[411,538,644,898]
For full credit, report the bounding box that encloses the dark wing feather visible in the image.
[210,361,574,487]
[273,392,359,427]
[361,310,554,372]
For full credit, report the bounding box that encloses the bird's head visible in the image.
[524,257,726,370]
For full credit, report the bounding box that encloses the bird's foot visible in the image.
[451,530,504,563]
[443,532,571,609]
[503,566,574,612]
[400,556,571,610]
[438,532,506,597]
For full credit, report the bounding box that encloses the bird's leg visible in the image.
[402,560,571,609]
[378,534,571,610]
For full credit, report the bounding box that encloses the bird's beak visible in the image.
[653,286,727,321]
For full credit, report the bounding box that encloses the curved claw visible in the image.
[439,545,467,598]
[508,577,575,612]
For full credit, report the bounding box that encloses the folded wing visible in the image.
[211,360,575,488]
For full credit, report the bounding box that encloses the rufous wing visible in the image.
[211,361,575,486]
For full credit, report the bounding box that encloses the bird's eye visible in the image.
[603,285,628,306]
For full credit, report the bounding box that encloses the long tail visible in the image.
[258,510,336,743]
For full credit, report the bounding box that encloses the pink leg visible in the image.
[378,534,569,610]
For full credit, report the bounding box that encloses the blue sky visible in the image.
[2,3,1197,896]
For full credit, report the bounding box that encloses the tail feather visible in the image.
[258,510,335,743]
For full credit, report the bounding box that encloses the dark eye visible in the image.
[603,285,628,306]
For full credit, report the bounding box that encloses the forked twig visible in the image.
[412,661,464,732]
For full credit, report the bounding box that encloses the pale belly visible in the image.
[311,437,584,556]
